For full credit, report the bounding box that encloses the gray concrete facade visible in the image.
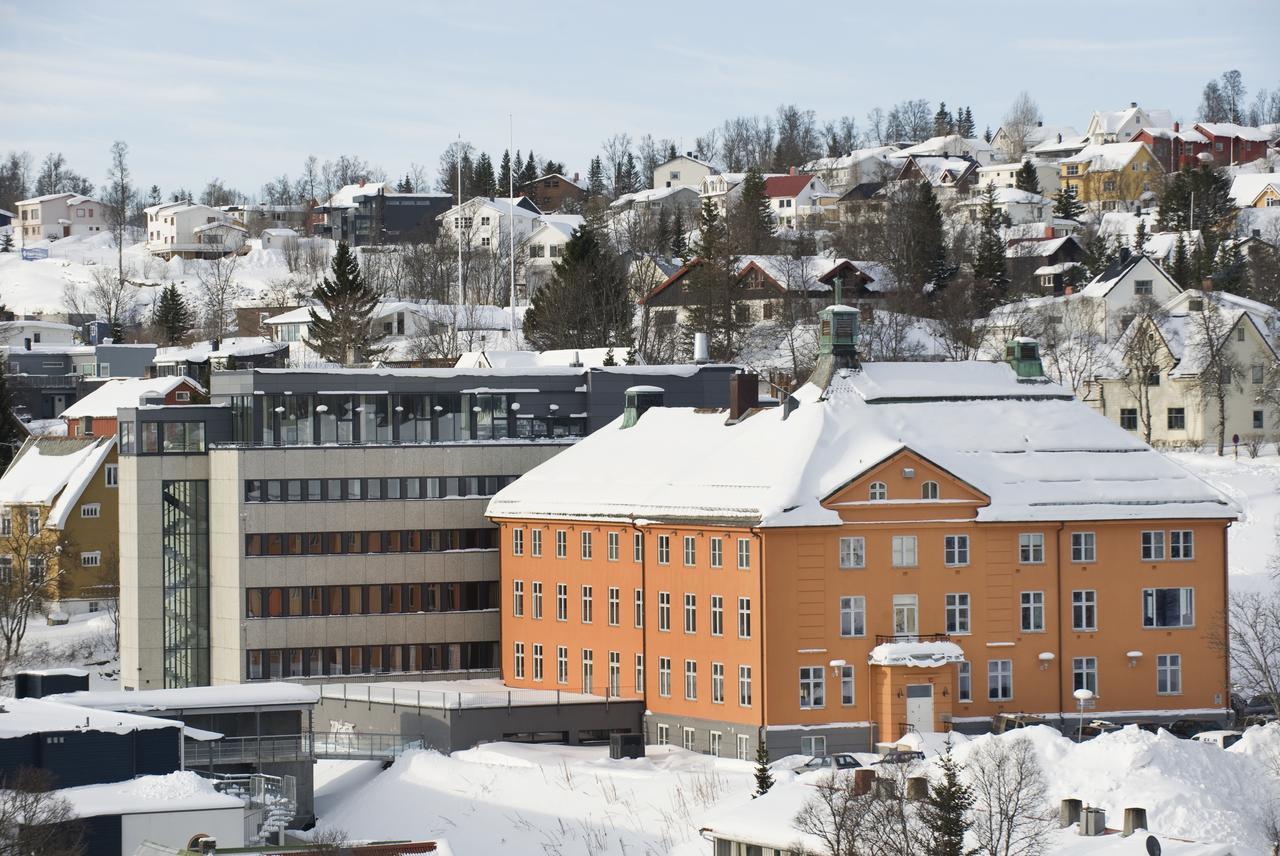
[642,712,876,761]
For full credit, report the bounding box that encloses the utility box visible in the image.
[609,733,644,760]
[14,669,89,699]
[1080,807,1106,836]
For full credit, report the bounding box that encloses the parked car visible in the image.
[1191,730,1244,750]
[874,750,925,766]
[1075,720,1123,741]
[798,753,863,772]
[1133,719,1216,739]
[1238,694,1280,720]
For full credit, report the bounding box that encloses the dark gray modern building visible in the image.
[118,364,738,691]
[314,189,453,246]
[2,342,157,419]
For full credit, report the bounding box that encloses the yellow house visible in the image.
[1248,182,1280,208]
[0,436,119,617]
[1060,142,1163,211]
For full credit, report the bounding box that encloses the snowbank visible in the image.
[57,771,241,817]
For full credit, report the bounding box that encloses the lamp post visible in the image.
[1073,688,1094,742]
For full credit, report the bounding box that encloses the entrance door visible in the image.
[905,684,934,733]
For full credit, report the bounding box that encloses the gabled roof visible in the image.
[60,376,204,418]
[16,193,77,206]
[655,153,719,173]
[154,337,287,364]
[1228,173,1280,206]
[897,134,993,158]
[1079,253,1181,298]
[520,173,587,191]
[488,362,1235,527]
[763,174,821,198]
[898,155,978,186]
[1061,142,1150,170]
[1193,123,1275,143]
[0,436,115,528]
[323,181,395,209]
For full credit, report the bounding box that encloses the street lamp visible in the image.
[1073,688,1094,742]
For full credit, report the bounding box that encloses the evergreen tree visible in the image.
[919,750,975,856]
[1014,161,1041,195]
[396,174,414,193]
[972,183,1010,311]
[473,153,497,197]
[683,198,746,360]
[1171,233,1192,288]
[303,242,386,365]
[655,207,673,256]
[1133,219,1148,255]
[542,159,565,177]
[670,207,689,258]
[983,126,993,143]
[957,106,976,138]
[0,356,23,472]
[753,738,774,798]
[615,153,640,196]
[729,167,776,254]
[933,102,955,137]
[520,151,538,186]
[912,181,950,294]
[666,142,679,161]
[1213,239,1248,292]
[0,232,12,254]
[1083,231,1119,280]
[153,283,192,346]
[521,223,633,351]
[146,184,162,207]
[1156,164,1235,256]
[587,157,607,198]
[1053,186,1084,221]
[459,150,475,198]
[498,150,512,192]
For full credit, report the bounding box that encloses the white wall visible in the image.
[120,807,245,854]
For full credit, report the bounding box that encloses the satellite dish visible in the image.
[1145,834,1161,856]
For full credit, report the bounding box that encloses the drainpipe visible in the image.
[750,525,766,754]
[628,517,648,738]
[1053,522,1065,723]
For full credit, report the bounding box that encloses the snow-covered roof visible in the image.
[609,186,695,209]
[738,255,852,292]
[260,227,298,237]
[323,181,395,209]
[1195,122,1275,143]
[656,153,718,172]
[192,219,246,234]
[60,376,204,418]
[16,193,78,206]
[441,196,542,220]
[57,771,242,818]
[898,134,993,158]
[802,145,901,173]
[488,361,1235,527]
[48,682,319,713]
[529,215,585,241]
[320,678,610,709]
[0,320,78,333]
[903,155,977,186]
[0,436,115,528]
[868,640,966,667]
[1029,133,1089,154]
[1006,235,1081,259]
[155,336,286,364]
[1091,107,1173,136]
[0,697,180,739]
[1140,126,1208,143]
[965,187,1049,206]
[1061,142,1148,170]
[1229,172,1280,206]
[454,347,630,369]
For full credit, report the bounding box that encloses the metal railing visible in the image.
[195,771,297,845]
[185,734,313,766]
[319,682,643,711]
[314,731,424,760]
[874,633,952,645]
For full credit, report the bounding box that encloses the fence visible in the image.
[318,682,643,711]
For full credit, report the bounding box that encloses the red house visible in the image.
[1192,122,1274,166]
[60,376,206,439]
[1131,124,1209,172]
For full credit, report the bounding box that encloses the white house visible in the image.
[976,159,1060,196]
[764,172,836,229]
[435,196,542,251]
[652,153,718,190]
[525,216,585,294]
[1096,288,1280,446]
[801,146,900,193]
[990,123,1080,158]
[0,319,78,348]
[896,134,997,166]
[143,202,247,259]
[1085,103,1174,144]
[259,228,299,250]
[962,186,1053,226]
[13,193,104,242]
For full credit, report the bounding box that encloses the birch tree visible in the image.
[1187,293,1244,455]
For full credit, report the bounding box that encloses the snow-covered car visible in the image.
[873,750,925,766]
[1135,718,1217,739]
[1191,730,1243,750]
[992,713,1049,734]
[797,753,863,772]
[1075,720,1123,741]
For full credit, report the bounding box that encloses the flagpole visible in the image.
[509,113,518,347]
[454,135,463,355]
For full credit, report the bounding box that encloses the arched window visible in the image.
[869,481,887,501]
[922,481,939,500]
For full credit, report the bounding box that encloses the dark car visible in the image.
[798,753,863,772]
[1239,694,1280,720]
[1133,719,1216,738]
[874,750,926,765]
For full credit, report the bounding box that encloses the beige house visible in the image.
[0,436,119,615]
[652,154,718,190]
[13,193,104,242]
[1095,289,1279,446]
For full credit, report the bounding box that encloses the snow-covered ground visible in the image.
[5,611,119,692]
[309,724,1280,855]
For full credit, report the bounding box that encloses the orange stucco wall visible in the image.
[495,449,1231,739]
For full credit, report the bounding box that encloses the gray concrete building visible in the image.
[118,364,736,691]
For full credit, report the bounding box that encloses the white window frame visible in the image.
[710,537,723,568]
[891,535,918,568]
[557,646,569,684]
[608,586,620,626]
[1019,532,1044,563]
[737,596,751,638]
[684,659,698,700]
[556,583,567,621]
[607,531,619,562]
[531,581,542,619]
[531,528,542,557]
[555,529,567,559]
[737,537,751,569]
[957,660,972,702]
[712,662,725,704]
[580,585,593,624]
[512,527,524,556]
[657,724,669,745]
[799,666,826,709]
[1072,656,1098,695]
[1170,530,1194,560]
[80,551,101,567]
[683,535,696,566]
[659,657,671,697]
[513,641,525,679]
[1143,587,1195,628]
[869,481,887,501]
[533,643,544,681]
[581,530,592,560]
[945,592,970,634]
[634,588,644,627]
[658,591,671,631]
[512,579,524,617]
[839,536,865,569]
[1141,530,1165,561]
[921,480,939,500]
[80,503,101,518]
[739,665,752,707]
[840,665,855,706]
[711,595,724,636]
[893,594,919,636]
[988,659,1013,701]
[658,535,670,565]
[944,534,969,566]
[1156,653,1182,695]
[105,464,118,487]
[839,595,866,637]
[1020,591,1046,632]
[1071,532,1096,563]
[683,593,697,634]
[1072,589,1097,631]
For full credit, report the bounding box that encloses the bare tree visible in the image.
[967,737,1053,856]
[88,265,141,338]
[927,280,990,361]
[102,141,137,287]
[1217,589,1280,720]
[1000,93,1043,159]
[1186,293,1245,456]
[0,504,71,669]
[0,768,84,856]
[795,771,876,856]
[192,253,244,340]
[307,825,349,855]
[1026,298,1105,396]
[1116,297,1170,445]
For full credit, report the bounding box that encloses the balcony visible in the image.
[874,633,952,645]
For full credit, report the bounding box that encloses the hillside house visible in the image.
[1193,123,1275,166]
[801,146,900,194]
[144,202,247,259]
[653,154,718,190]
[764,173,836,229]
[975,159,1060,196]
[61,376,206,439]
[518,173,587,213]
[1131,125,1210,173]
[1060,142,1163,212]
[896,155,980,195]
[897,134,996,166]
[435,196,542,251]
[14,194,104,241]
[1085,104,1174,144]
[990,123,1080,159]
[526,217,585,295]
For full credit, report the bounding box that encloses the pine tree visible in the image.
[616,153,640,196]
[498,150,512,192]
[753,738,774,798]
[520,152,538,186]
[396,174,414,193]
[983,126,993,143]
[0,356,22,471]
[670,207,689,258]
[587,157,607,198]
[730,167,775,254]
[1212,239,1248,292]
[912,181,949,294]
[683,198,746,360]
[972,183,1010,311]
[521,223,633,351]
[1156,164,1235,257]
[655,207,673,256]
[1133,219,1148,255]
[153,283,192,345]
[0,232,12,253]
[918,750,974,856]
[666,142,679,161]
[1014,161,1041,195]
[473,153,497,197]
[933,102,955,137]
[957,107,976,138]
[303,242,386,365]
[1053,186,1084,221]
[1171,233,1192,288]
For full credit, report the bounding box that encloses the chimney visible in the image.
[1122,807,1148,837]
[728,371,759,421]
[1118,246,1132,264]
[1056,133,1063,143]
[210,338,220,352]
[1037,120,1043,127]
[789,166,798,176]
[1079,807,1106,836]
[693,332,710,365]
[1201,277,1214,292]
[1060,799,1083,828]
[1173,121,1180,132]
[569,350,582,367]
[573,172,579,183]
[685,151,692,158]
[1130,101,1138,109]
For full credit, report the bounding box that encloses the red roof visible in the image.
[764,174,814,198]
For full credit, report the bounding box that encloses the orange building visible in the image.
[487,321,1236,759]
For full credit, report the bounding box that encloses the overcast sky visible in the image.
[3,0,1278,197]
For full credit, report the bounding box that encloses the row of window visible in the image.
[243,528,498,557]
[1122,406,1268,432]
[246,582,498,618]
[245,475,517,503]
[836,529,1194,569]
[511,584,1194,637]
[0,556,46,583]
[246,641,498,679]
[510,580,754,637]
[0,508,42,536]
[512,528,754,569]
[119,421,207,455]
[655,726,752,760]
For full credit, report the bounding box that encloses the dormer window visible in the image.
[921,481,939,500]
[869,481,887,501]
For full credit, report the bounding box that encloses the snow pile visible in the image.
[58,771,242,817]
[867,640,966,667]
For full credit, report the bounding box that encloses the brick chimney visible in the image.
[1201,277,1214,292]
[728,371,759,421]
[573,172,579,183]
[1064,285,1074,295]
[1173,121,1180,132]
[789,166,797,176]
